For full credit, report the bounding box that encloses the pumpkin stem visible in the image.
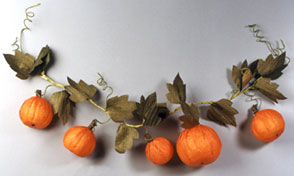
[251,104,259,114]
[144,133,153,143]
[88,119,98,131]
[35,90,42,97]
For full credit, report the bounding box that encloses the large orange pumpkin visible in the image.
[176,124,222,167]
[63,126,96,157]
[145,137,174,165]
[19,96,53,129]
[251,109,285,142]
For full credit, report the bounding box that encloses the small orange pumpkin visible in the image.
[251,109,285,142]
[63,126,96,157]
[176,124,222,167]
[145,137,174,165]
[19,95,53,129]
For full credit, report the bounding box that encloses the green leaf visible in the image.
[255,77,287,103]
[166,73,186,104]
[106,95,137,122]
[257,52,288,80]
[115,123,139,153]
[50,90,74,125]
[180,102,199,128]
[3,50,35,79]
[32,45,51,74]
[207,99,238,127]
[179,116,199,129]
[134,92,169,126]
[65,77,97,103]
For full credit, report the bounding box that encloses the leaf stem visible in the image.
[228,85,255,101]
[169,85,255,115]
[40,73,107,113]
[88,98,107,112]
[124,118,145,128]
[40,73,65,89]
[169,101,215,115]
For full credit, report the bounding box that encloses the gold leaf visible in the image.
[115,123,139,153]
[3,50,35,79]
[255,77,287,103]
[106,95,136,122]
[65,77,97,103]
[166,73,186,104]
[50,90,74,125]
[207,99,238,127]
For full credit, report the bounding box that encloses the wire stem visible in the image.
[39,73,108,113]
[124,118,145,128]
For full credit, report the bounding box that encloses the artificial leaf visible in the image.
[249,59,259,79]
[241,69,253,89]
[179,116,199,129]
[166,73,186,104]
[257,52,288,80]
[241,60,248,68]
[50,90,74,125]
[180,102,199,126]
[115,123,139,153]
[3,50,35,79]
[134,93,169,126]
[32,45,51,74]
[207,99,238,127]
[106,95,136,122]
[65,77,97,103]
[255,77,286,103]
[232,65,241,90]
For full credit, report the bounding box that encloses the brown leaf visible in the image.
[32,45,51,74]
[50,90,74,125]
[232,65,241,90]
[180,102,199,125]
[106,95,137,122]
[241,69,253,89]
[257,52,288,80]
[255,77,287,103]
[134,92,169,127]
[207,99,238,127]
[65,77,97,103]
[3,50,35,79]
[166,73,186,104]
[179,116,199,129]
[115,123,139,153]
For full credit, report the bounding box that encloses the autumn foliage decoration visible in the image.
[3,4,290,168]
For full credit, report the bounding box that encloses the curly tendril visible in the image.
[97,73,113,100]
[244,91,262,111]
[246,24,291,63]
[12,3,41,52]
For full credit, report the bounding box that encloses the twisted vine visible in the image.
[12,3,41,52]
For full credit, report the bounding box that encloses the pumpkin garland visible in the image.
[3,4,291,167]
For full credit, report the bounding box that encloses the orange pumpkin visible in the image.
[19,96,53,129]
[176,124,222,167]
[145,137,174,165]
[251,109,285,142]
[63,126,96,157]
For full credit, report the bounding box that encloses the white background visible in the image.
[0,0,293,176]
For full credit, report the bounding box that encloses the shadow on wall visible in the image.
[127,117,203,174]
[237,109,267,150]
